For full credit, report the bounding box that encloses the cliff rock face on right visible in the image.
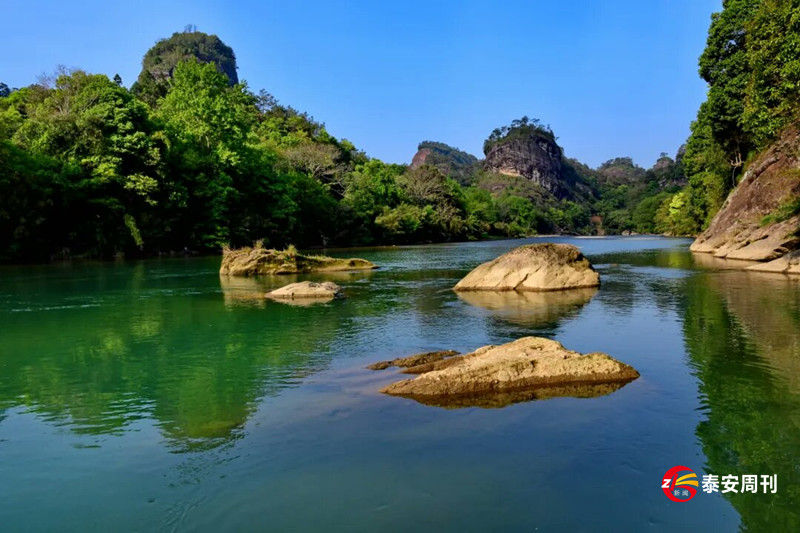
[454,243,599,291]
[691,131,800,262]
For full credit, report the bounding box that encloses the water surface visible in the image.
[1,237,799,531]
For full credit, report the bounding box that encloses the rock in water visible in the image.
[220,244,377,276]
[453,243,599,292]
[266,281,341,300]
[380,337,639,407]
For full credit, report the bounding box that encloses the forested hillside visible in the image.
[0,29,686,262]
[659,0,800,237]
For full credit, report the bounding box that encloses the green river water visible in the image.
[1,236,799,531]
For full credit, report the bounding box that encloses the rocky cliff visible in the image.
[483,130,564,196]
[691,128,800,261]
[410,141,479,185]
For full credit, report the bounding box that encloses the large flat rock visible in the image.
[453,243,599,292]
[379,337,639,407]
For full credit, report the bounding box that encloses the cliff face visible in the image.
[409,141,479,185]
[691,128,800,261]
[483,132,564,196]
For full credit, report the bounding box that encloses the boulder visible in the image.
[380,337,639,407]
[266,281,342,300]
[453,243,599,292]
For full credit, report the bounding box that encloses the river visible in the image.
[1,236,798,531]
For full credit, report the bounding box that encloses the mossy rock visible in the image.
[220,244,377,276]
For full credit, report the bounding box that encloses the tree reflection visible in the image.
[0,262,361,452]
[683,271,800,530]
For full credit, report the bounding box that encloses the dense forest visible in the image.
[1,0,797,262]
[658,0,800,235]
[0,30,679,262]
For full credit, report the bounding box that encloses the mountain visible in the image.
[482,118,566,197]
[132,30,238,103]
[409,141,479,185]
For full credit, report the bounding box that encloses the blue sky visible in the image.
[1,0,720,168]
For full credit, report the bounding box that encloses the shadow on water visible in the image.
[682,270,800,530]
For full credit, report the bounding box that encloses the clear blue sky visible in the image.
[2,0,720,168]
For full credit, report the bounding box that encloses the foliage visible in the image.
[132,30,238,104]
[662,0,800,235]
[414,141,479,185]
[483,116,556,153]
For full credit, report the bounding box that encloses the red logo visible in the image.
[662,466,698,502]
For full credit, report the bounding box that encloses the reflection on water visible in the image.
[219,270,373,308]
[457,287,597,327]
[0,261,354,452]
[684,270,800,530]
[1,237,800,531]
[690,252,761,271]
[393,381,630,409]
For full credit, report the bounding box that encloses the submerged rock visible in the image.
[266,281,342,301]
[380,337,639,408]
[454,243,599,292]
[220,243,377,276]
[367,350,460,371]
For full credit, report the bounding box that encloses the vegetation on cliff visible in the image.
[133,28,239,104]
[410,141,478,185]
[662,0,800,237]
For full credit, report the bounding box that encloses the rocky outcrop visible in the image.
[220,243,377,276]
[484,131,564,196]
[454,243,599,292]
[378,337,639,408]
[410,141,479,185]
[367,350,460,371]
[138,31,239,86]
[266,281,342,300]
[691,130,800,261]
